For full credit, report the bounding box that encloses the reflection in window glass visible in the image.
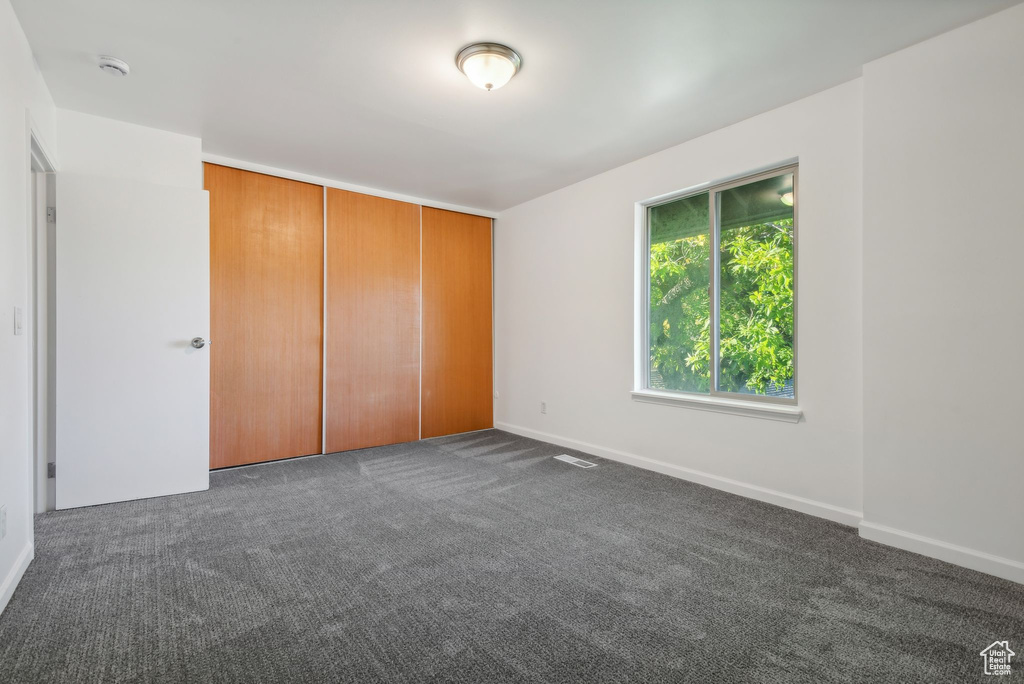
[716,173,795,398]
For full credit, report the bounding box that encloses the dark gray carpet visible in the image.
[1,430,1021,683]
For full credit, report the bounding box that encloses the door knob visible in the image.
[191,337,206,349]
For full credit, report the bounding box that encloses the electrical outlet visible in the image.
[0,505,6,540]
[540,401,547,415]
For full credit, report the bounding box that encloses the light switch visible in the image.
[13,306,23,336]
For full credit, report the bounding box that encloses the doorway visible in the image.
[28,131,56,513]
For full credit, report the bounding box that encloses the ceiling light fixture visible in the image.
[455,43,521,91]
[98,56,130,77]
[779,191,794,206]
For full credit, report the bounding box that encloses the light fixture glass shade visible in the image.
[779,191,794,206]
[456,43,522,91]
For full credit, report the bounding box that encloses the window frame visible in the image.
[634,161,800,414]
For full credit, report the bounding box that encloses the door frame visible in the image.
[27,116,57,514]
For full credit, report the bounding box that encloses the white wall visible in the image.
[861,4,1024,580]
[0,0,56,613]
[57,109,202,189]
[494,79,865,524]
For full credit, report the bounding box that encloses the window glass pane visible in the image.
[716,172,795,398]
[648,192,710,393]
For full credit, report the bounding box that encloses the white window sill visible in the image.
[630,389,803,423]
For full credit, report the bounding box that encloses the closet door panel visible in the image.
[324,189,420,452]
[206,163,324,468]
[421,208,493,438]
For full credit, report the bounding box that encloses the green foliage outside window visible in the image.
[649,219,794,395]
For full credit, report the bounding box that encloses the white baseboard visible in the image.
[494,422,863,527]
[494,423,1024,584]
[859,521,1024,585]
[0,543,34,615]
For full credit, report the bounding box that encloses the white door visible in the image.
[56,174,210,508]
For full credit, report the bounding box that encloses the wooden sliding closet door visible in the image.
[324,189,420,452]
[206,163,324,468]
[421,208,493,438]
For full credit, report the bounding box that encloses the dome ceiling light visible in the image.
[455,43,522,91]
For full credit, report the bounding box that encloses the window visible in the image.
[640,165,796,406]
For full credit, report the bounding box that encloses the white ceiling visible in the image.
[13,0,1020,211]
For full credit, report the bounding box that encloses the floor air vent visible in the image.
[554,454,597,468]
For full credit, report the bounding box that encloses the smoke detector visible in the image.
[98,56,130,77]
